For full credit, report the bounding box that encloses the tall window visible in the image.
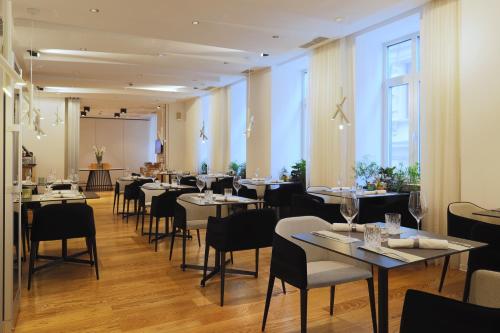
[384,34,420,167]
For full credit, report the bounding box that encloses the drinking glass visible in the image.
[204,189,213,202]
[364,224,382,249]
[176,173,182,185]
[254,168,260,178]
[26,169,32,182]
[196,176,206,196]
[233,176,242,196]
[385,213,401,235]
[224,188,233,199]
[340,192,359,239]
[408,191,427,237]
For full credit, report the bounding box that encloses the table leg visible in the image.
[216,205,221,218]
[378,267,389,333]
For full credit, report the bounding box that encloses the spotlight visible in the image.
[84,106,90,113]
[80,111,87,117]
[260,53,270,57]
[120,108,127,114]
[89,8,100,13]
[27,49,40,57]
[114,113,120,118]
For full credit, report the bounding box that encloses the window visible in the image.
[384,34,420,167]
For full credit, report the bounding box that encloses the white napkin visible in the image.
[226,196,241,202]
[363,190,377,195]
[332,223,365,232]
[376,189,387,194]
[329,187,351,191]
[311,230,359,243]
[388,238,449,250]
[62,193,80,198]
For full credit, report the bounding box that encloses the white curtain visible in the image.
[420,0,461,235]
[184,98,202,173]
[209,87,230,173]
[65,97,80,177]
[308,38,356,187]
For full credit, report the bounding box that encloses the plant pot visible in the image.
[401,183,421,193]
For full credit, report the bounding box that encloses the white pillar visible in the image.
[65,97,80,177]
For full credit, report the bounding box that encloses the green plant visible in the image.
[354,160,379,186]
[229,161,239,175]
[407,162,420,184]
[200,161,208,175]
[238,162,246,178]
[290,159,306,187]
[280,167,288,181]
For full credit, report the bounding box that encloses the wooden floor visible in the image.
[15,192,467,333]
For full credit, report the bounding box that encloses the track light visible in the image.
[114,113,120,118]
[84,106,90,113]
[80,111,87,117]
[120,108,127,114]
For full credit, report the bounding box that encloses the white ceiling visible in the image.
[12,0,428,117]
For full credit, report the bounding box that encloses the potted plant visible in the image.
[200,161,208,175]
[92,145,105,167]
[279,167,289,181]
[238,162,246,179]
[228,161,239,176]
[404,162,421,192]
[290,159,306,188]
[354,160,379,188]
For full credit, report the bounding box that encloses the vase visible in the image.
[96,155,103,167]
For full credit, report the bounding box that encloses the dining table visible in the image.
[240,179,295,198]
[292,223,487,333]
[177,193,263,277]
[81,167,125,191]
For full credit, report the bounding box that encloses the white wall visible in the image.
[247,69,272,177]
[184,98,201,173]
[229,80,247,165]
[79,117,154,183]
[271,55,309,178]
[355,14,420,165]
[166,102,186,172]
[22,97,66,180]
[460,0,500,207]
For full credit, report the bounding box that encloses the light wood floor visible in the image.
[15,192,467,333]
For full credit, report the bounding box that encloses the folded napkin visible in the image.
[376,189,387,194]
[387,238,449,250]
[226,196,241,202]
[329,187,351,191]
[332,223,365,232]
[363,190,377,195]
[311,230,359,243]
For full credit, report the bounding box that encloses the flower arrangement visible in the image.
[92,145,106,165]
[354,159,420,192]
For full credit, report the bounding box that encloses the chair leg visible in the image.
[122,197,126,218]
[135,204,141,230]
[201,243,210,287]
[148,214,153,243]
[85,237,93,266]
[463,267,474,302]
[329,285,335,316]
[182,228,187,270]
[262,274,275,331]
[141,206,146,235]
[116,193,120,215]
[92,237,100,280]
[169,227,176,261]
[367,278,377,333]
[230,251,234,264]
[113,192,116,214]
[438,255,450,292]
[27,241,37,290]
[300,289,308,333]
[220,251,226,306]
[126,200,130,223]
[196,229,201,247]
[154,217,160,252]
[281,279,286,294]
[255,248,259,278]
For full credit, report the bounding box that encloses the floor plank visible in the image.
[15,192,467,332]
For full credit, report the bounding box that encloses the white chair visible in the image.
[469,270,500,308]
[169,193,217,269]
[262,216,376,333]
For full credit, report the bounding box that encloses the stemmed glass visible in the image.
[176,173,182,185]
[233,176,242,196]
[196,176,206,196]
[408,191,427,238]
[340,191,359,239]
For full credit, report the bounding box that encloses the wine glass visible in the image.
[176,173,182,185]
[233,176,242,196]
[408,191,427,237]
[196,176,206,196]
[340,192,359,239]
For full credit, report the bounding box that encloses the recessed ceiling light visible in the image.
[192,20,199,25]
[89,8,100,13]
[223,61,229,65]
[260,53,270,57]
[335,16,344,22]
[193,87,199,90]
[272,35,280,39]
[158,53,166,57]
[156,105,161,109]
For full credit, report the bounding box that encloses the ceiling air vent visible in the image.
[299,37,329,49]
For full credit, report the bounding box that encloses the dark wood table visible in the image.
[308,190,413,227]
[81,167,124,192]
[292,224,486,333]
[177,194,263,279]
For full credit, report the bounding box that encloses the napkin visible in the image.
[332,223,365,232]
[62,193,80,198]
[329,187,351,191]
[363,190,377,195]
[226,196,241,202]
[376,189,387,194]
[387,238,449,250]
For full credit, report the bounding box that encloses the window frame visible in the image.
[382,32,421,167]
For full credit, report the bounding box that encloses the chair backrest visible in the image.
[206,208,277,251]
[124,181,141,199]
[290,194,346,223]
[468,222,500,275]
[151,190,181,218]
[238,185,257,199]
[177,193,216,221]
[448,202,500,238]
[470,270,500,308]
[180,176,197,187]
[212,177,234,194]
[400,289,500,333]
[51,184,72,191]
[31,203,96,242]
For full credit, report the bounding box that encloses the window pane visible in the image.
[387,39,412,78]
[389,84,409,166]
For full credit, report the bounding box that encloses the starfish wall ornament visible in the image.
[244,114,255,138]
[331,90,350,130]
[199,121,208,143]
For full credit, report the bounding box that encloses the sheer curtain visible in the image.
[420,0,461,235]
[65,97,80,177]
[308,38,355,187]
[209,87,230,173]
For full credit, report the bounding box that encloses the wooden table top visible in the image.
[178,194,263,207]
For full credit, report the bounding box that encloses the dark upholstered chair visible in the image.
[290,194,345,223]
[400,289,500,333]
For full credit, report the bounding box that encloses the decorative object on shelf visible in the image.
[245,114,254,138]
[52,106,64,126]
[244,68,255,138]
[280,167,289,181]
[331,87,350,130]
[199,121,208,143]
[92,145,106,166]
[228,161,239,175]
[200,161,208,175]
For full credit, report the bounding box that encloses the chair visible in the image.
[463,222,500,302]
[400,289,500,333]
[113,181,121,214]
[180,176,197,187]
[264,183,304,218]
[262,216,376,333]
[469,270,500,308]
[211,177,234,194]
[28,203,99,290]
[51,184,72,191]
[238,184,258,199]
[202,209,278,306]
[290,194,345,223]
[438,202,498,292]
[170,193,217,267]
[122,181,141,222]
